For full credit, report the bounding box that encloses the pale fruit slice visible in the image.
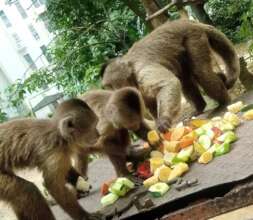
[156,165,172,182]
[170,127,185,141]
[174,145,193,163]
[198,135,211,150]
[163,152,177,166]
[149,182,170,197]
[143,175,159,188]
[223,112,240,126]
[217,131,237,143]
[168,162,189,181]
[163,140,180,153]
[150,150,164,158]
[227,101,244,113]
[243,109,253,120]
[149,157,164,173]
[101,193,119,207]
[198,151,213,164]
[194,141,206,155]
[148,130,160,144]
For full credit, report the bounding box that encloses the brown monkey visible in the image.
[101,20,240,132]
[0,99,101,220]
[73,87,152,179]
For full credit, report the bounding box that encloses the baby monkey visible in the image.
[68,87,152,185]
[0,99,101,220]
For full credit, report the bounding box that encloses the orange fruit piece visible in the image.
[170,127,185,141]
[162,131,171,141]
[190,119,209,128]
[179,136,195,148]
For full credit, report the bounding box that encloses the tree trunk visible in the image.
[190,3,213,25]
[140,0,168,29]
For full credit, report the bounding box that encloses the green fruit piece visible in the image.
[116,177,135,189]
[217,131,237,143]
[101,193,119,207]
[195,127,205,136]
[241,104,253,112]
[206,129,215,139]
[149,182,170,197]
[215,142,231,157]
[164,152,177,166]
[109,182,127,197]
[194,141,206,155]
[175,145,193,163]
[198,135,211,150]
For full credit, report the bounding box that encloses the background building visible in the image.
[0,0,59,118]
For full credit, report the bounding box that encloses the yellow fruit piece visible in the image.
[143,175,159,188]
[150,150,164,158]
[168,162,189,181]
[170,127,185,141]
[198,151,213,164]
[227,101,244,114]
[156,165,172,182]
[223,112,240,126]
[194,141,206,155]
[148,130,160,144]
[243,109,253,120]
[163,140,180,153]
[190,119,209,128]
[150,157,164,173]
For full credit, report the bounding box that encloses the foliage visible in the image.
[206,0,252,43]
[0,109,7,123]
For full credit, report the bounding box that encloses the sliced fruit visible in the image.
[148,130,160,145]
[116,178,135,189]
[212,127,222,139]
[215,142,230,157]
[162,131,171,141]
[179,132,196,148]
[227,101,244,113]
[195,127,205,136]
[198,151,213,164]
[143,142,150,149]
[217,131,237,143]
[220,121,235,131]
[168,162,189,181]
[211,116,222,121]
[137,161,151,179]
[243,109,253,120]
[190,119,209,128]
[241,104,253,112]
[150,150,164,158]
[101,193,119,207]
[174,145,193,163]
[163,140,180,153]
[163,152,177,166]
[149,182,170,197]
[109,182,127,197]
[156,165,172,182]
[205,129,215,140]
[143,175,159,188]
[194,141,206,155]
[149,157,164,173]
[170,127,185,141]
[101,183,110,196]
[198,135,211,150]
[223,112,240,126]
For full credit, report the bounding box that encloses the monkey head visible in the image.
[104,87,145,131]
[53,99,99,146]
[101,58,137,90]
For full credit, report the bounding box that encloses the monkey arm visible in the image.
[43,161,90,220]
[134,120,152,141]
[138,64,182,132]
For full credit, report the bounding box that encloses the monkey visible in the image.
[67,87,152,185]
[101,19,240,132]
[0,98,102,220]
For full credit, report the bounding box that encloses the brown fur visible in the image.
[102,20,240,132]
[77,87,151,177]
[0,99,101,220]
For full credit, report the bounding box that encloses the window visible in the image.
[23,54,37,70]
[40,45,52,62]
[15,1,27,19]
[28,24,40,40]
[32,0,41,8]
[0,10,12,28]
[12,33,23,49]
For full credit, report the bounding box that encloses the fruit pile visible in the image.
[100,101,253,207]
[141,101,253,197]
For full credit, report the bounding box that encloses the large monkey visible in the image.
[0,99,102,220]
[101,20,240,132]
[69,87,152,182]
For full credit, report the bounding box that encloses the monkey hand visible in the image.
[155,116,171,133]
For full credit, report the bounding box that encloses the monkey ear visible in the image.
[59,115,75,141]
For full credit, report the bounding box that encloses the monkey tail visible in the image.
[204,25,240,89]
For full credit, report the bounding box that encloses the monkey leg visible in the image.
[138,64,182,132]
[0,172,55,220]
[181,77,206,114]
[185,35,230,105]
